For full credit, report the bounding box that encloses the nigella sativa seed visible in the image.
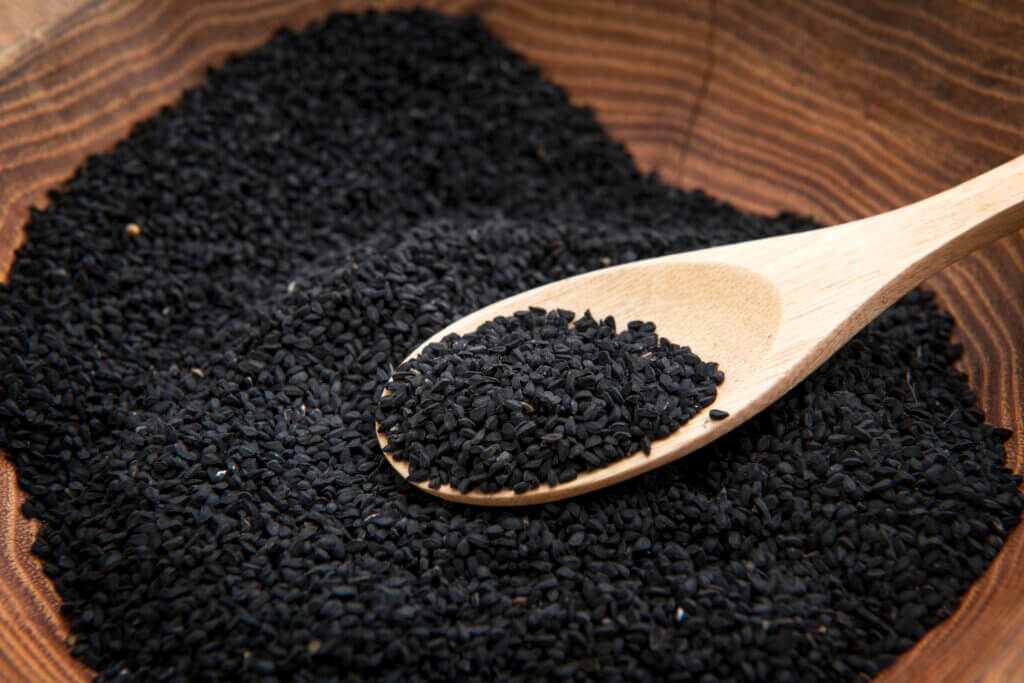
[0,9,1020,682]
[377,308,723,494]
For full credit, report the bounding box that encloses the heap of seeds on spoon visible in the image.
[377,308,725,494]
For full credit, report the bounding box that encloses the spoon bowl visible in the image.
[379,154,1024,505]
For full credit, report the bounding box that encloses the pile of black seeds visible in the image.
[378,308,723,494]
[0,10,1021,682]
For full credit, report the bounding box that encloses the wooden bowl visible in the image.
[1,1,1022,680]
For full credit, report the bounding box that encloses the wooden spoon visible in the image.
[377,154,1024,505]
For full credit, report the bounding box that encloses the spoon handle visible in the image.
[850,153,1024,292]
[706,154,1024,399]
[751,154,1024,341]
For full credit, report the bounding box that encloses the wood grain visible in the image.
[0,0,1022,680]
[0,0,92,68]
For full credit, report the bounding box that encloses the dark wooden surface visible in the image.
[0,0,1022,680]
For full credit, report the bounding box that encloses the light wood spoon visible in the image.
[377,154,1024,505]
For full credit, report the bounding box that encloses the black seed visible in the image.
[709,409,730,420]
[379,309,721,494]
[0,9,1019,683]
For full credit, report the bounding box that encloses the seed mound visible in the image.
[379,308,723,494]
[0,9,1021,682]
